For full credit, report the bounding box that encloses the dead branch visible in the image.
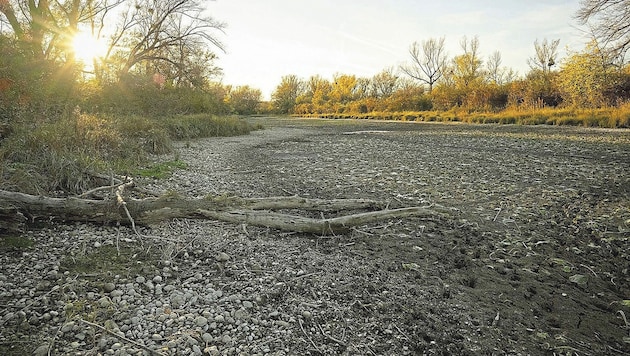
[0,187,446,235]
[198,206,443,235]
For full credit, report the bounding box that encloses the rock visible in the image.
[195,316,208,327]
[153,275,163,283]
[33,344,49,356]
[61,321,75,333]
[170,294,186,308]
[215,252,230,262]
[103,282,116,293]
[202,333,213,343]
[98,297,112,308]
[243,300,254,309]
[135,276,146,284]
[205,345,220,356]
[214,315,225,323]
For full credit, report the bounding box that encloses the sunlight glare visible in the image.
[71,31,107,65]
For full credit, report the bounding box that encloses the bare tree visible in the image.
[451,35,484,87]
[486,51,504,84]
[400,37,448,92]
[576,0,630,59]
[0,0,125,61]
[527,38,561,74]
[109,0,225,78]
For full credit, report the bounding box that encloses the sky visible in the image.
[206,0,587,100]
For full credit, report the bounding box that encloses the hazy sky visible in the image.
[207,0,587,99]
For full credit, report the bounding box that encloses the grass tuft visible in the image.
[0,112,257,195]
[134,160,188,179]
[295,106,630,128]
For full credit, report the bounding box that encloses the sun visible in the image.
[71,31,108,65]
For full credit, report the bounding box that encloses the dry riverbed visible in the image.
[1,117,629,355]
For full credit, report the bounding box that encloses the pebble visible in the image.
[195,316,208,327]
[61,321,75,333]
[33,344,49,356]
[206,345,220,355]
[202,333,213,343]
[215,252,230,262]
[0,133,347,355]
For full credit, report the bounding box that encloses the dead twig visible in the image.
[317,322,348,347]
[80,319,165,355]
[580,264,599,278]
[618,310,629,334]
[391,323,410,341]
[298,318,322,354]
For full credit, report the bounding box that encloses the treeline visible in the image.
[0,0,264,134]
[0,34,262,121]
[269,37,630,127]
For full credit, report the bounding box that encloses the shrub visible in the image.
[0,112,256,195]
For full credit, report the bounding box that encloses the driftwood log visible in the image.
[0,182,446,235]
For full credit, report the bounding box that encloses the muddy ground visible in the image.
[2,117,630,355]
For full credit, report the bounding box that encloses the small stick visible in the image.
[77,183,119,198]
[580,264,598,278]
[291,271,323,281]
[80,319,165,355]
[298,318,321,353]
[317,322,347,346]
[618,310,629,332]
[392,323,410,340]
[493,207,501,222]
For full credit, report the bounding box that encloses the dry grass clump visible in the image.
[297,105,630,128]
[0,111,257,195]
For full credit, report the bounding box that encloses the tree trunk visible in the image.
[0,189,446,235]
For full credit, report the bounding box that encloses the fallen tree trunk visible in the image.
[198,206,442,235]
[0,188,446,235]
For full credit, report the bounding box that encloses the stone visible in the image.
[202,333,213,343]
[33,344,49,356]
[195,316,208,327]
[103,283,116,293]
[215,252,230,262]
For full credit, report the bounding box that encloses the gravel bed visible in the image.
[1,118,629,355]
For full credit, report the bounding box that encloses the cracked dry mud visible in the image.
[1,117,629,355]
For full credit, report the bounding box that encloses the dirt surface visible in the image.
[2,117,630,355]
[230,118,630,355]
